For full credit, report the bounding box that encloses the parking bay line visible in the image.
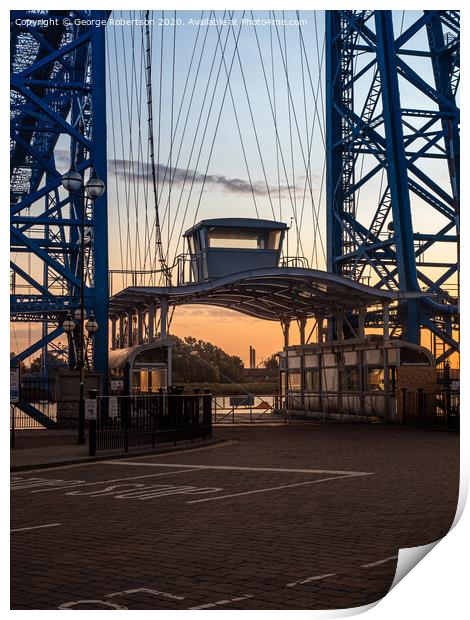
[24,469,198,493]
[186,473,373,504]
[11,523,61,533]
[106,588,184,601]
[361,555,398,568]
[287,573,337,588]
[189,594,254,609]
[109,462,371,476]
[287,555,398,588]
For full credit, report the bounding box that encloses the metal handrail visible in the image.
[279,256,310,269]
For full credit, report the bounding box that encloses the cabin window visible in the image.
[150,369,158,392]
[305,369,320,391]
[288,372,302,390]
[188,233,200,255]
[367,368,394,392]
[305,354,318,368]
[198,229,207,250]
[400,347,431,365]
[368,368,384,391]
[140,369,149,392]
[367,368,384,392]
[323,368,337,391]
[366,349,382,365]
[132,370,141,394]
[188,236,196,255]
[207,227,281,250]
[341,367,361,392]
[202,254,208,279]
[288,355,301,369]
[344,351,357,365]
[267,230,281,250]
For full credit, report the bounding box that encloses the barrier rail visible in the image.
[212,394,284,424]
[89,393,212,455]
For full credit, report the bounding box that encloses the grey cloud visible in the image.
[110,158,303,197]
[55,150,308,197]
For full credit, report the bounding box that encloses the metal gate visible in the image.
[91,393,212,453]
[402,388,459,429]
[212,394,284,424]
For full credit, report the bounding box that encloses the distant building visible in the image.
[242,367,278,383]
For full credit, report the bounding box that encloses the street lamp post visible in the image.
[62,166,105,444]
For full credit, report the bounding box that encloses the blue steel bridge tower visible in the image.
[326,10,459,365]
[10,11,109,395]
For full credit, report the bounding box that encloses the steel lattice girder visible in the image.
[10,10,109,374]
[325,10,459,359]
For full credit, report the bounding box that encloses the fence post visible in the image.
[88,389,98,457]
[152,396,156,448]
[444,362,451,428]
[124,397,130,452]
[401,388,407,424]
[190,396,194,443]
[10,405,15,449]
[417,388,423,421]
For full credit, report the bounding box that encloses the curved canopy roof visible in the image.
[109,340,170,369]
[109,267,414,322]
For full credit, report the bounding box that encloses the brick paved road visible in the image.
[10,423,459,610]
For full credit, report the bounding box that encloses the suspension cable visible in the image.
[144,9,171,284]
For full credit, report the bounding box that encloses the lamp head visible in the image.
[85,172,105,199]
[61,168,83,193]
[85,313,99,334]
[62,313,76,333]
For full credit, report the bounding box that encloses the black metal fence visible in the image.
[402,388,459,429]
[90,393,212,455]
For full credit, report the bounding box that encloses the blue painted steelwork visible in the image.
[325,10,459,363]
[10,11,110,382]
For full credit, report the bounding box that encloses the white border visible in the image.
[2,1,467,618]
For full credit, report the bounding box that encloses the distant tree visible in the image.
[10,352,27,373]
[21,352,67,377]
[263,354,279,369]
[169,335,243,384]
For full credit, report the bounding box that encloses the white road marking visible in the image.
[65,482,223,500]
[286,573,337,588]
[59,587,185,609]
[13,440,235,476]
[106,587,184,600]
[58,599,127,610]
[12,479,87,491]
[189,594,253,609]
[11,523,61,533]
[361,555,398,568]
[186,473,371,504]
[27,469,197,493]
[109,462,371,476]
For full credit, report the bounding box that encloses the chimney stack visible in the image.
[249,345,256,368]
